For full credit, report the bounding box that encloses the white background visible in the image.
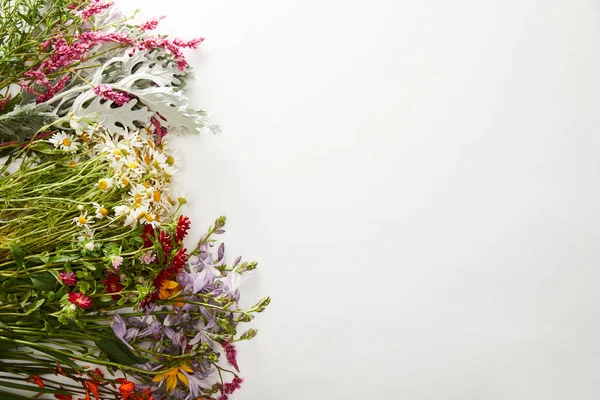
[121,1,600,399]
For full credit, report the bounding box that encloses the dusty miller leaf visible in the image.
[0,104,56,142]
[51,50,215,134]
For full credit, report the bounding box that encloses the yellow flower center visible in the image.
[153,191,161,202]
[68,160,77,169]
[166,156,175,166]
[144,213,153,222]
[98,179,108,190]
[62,138,71,146]
[121,177,129,186]
[127,161,138,169]
[99,207,108,216]
[78,216,87,225]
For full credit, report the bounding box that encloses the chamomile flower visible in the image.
[123,209,138,227]
[49,132,79,151]
[84,241,96,251]
[98,178,114,191]
[77,228,95,242]
[73,211,94,228]
[113,205,130,218]
[123,156,142,177]
[93,203,109,220]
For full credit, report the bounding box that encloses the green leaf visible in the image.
[95,338,145,366]
[7,243,24,269]
[81,260,97,271]
[24,299,45,315]
[30,272,56,291]
[0,104,56,143]
[0,381,70,395]
[0,389,30,400]
[0,322,14,335]
[28,251,50,265]
[78,281,91,294]
[51,254,80,263]
[33,346,81,370]
[18,291,32,308]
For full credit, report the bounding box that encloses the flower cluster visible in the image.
[0,1,267,399]
[110,226,267,399]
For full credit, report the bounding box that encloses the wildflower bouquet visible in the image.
[0,1,268,399]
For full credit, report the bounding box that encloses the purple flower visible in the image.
[110,314,134,350]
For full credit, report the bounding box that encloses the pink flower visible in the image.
[35,75,71,103]
[0,95,11,111]
[59,271,78,286]
[139,16,165,31]
[93,84,132,106]
[110,255,124,270]
[68,292,92,309]
[222,341,240,372]
[80,0,114,21]
[219,376,243,395]
[140,251,156,265]
[137,36,204,70]
[151,117,168,143]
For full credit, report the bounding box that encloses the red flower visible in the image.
[158,230,173,253]
[79,389,91,400]
[68,292,92,309]
[175,215,191,242]
[141,224,155,248]
[101,274,124,300]
[28,375,44,388]
[117,378,136,400]
[54,395,73,400]
[59,271,77,286]
[91,368,104,380]
[84,380,99,400]
[170,248,188,274]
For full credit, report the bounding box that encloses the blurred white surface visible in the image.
[120,0,600,398]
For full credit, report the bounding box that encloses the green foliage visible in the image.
[0,104,56,142]
[95,338,145,365]
[0,0,82,95]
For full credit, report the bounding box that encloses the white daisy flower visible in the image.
[73,211,94,228]
[77,228,95,242]
[93,203,109,220]
[84,241,96,251]
[49,132,79,151]
[98,178,114,191]
[123,156,142,177]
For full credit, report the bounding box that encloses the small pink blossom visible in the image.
[140,251,156,265]
[110,255,123,270]
[222,341,240,372]
[80,0,114,21]
[139,16,165,31]
[93,84,132,106]
[151,117,168,143]
[35,75,71,103]
[137,36,205,70]
[59,271,78,286]
[0,95,11,111]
